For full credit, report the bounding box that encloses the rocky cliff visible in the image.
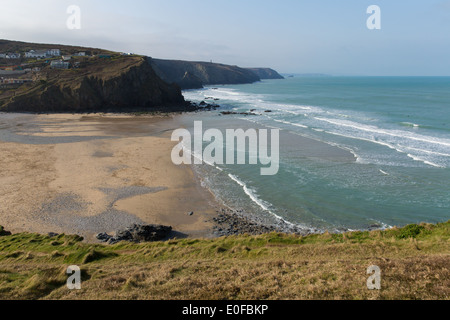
[246,68,284,80]
[149,58,261,89]
[0,40,283,112]
[0,54,186,113]
[0,40,189,112]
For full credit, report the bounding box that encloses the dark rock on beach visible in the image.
[212,209,282,237]
[212,209,312,237]
[220,111,257,116]
[0,226,12,236]
[96,224,173,244]
[186,100,220,111]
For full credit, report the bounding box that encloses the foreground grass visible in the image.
[0,221,448,300]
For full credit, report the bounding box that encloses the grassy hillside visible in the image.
[246,68,284,79]
[0,221,448,300]
[150,58,261,89]
[0,40,186,112]
[0,39,109,58]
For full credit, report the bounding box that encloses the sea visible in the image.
[179,76,450,233]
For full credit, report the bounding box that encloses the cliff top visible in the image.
[0,220,448,299]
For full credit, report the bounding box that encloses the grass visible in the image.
[0,53,144,110]
[0,221,448,300]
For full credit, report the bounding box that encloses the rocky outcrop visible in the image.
[0,226,12,236]
[96,224,173,244]
[212,208,312,237]
[246,68,284,79]
[149,58,261,89]
[0,56,187,113]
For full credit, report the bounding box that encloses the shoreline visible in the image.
[0,111,393,243]
[0,112,225,242]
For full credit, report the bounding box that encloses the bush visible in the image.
[396,224,425,239]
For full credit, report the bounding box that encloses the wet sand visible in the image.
[0,113,219,242]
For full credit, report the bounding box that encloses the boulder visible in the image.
[0,226,11,236]
[96,232,112,242]
[96,224,172,244]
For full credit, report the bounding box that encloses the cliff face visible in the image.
[246,68,284,79]
[0,56,185,113]
[0,40,283,112]
[149,58,261,89]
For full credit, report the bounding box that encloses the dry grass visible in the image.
[0,221,448,300]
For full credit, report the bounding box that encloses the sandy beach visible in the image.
[0,113,220,242]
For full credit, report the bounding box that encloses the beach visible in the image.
[0,113,220,242]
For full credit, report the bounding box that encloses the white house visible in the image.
[1,53,21,59]
[47,49,61,57]
[62,55,72,61]
[50,60,70,69]
[75,52,86,56]
[25,50,48,59]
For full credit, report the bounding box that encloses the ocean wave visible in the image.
[227,173,296,227]
[399,122,420,128]
[315,117,450,148]
[406,154,444,168]
[269,117,308,129]
[312,117,449,168]
[185,86,449,169]
[183,143,224,172]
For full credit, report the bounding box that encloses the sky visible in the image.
[1,0,449,75]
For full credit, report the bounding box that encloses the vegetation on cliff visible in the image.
[1,40,285,111]
[149,58,261,89]
[0,40,186,113]
[246,68,284,79]
[0,221,448,300]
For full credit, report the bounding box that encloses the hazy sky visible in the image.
[1,0,449,75]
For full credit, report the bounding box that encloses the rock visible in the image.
[188,211,194,216]
[96,232,112,242]
[97,224,173,244]
[128,224,172,242]
[0,226,12,236]
[2,55,186,113]
[220,111,257,116]
[107,237,120,245]
[210,208,308,237]
[48,232,59,238]
[116,229,132,239]
[190,101,219,111]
